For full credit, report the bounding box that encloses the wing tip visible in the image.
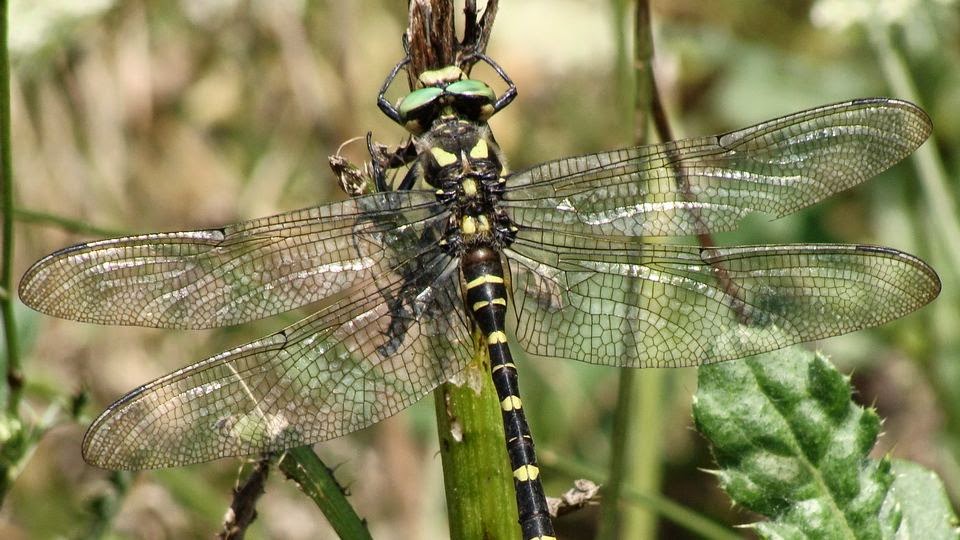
[856,96,933,145]
[854,243,942,300]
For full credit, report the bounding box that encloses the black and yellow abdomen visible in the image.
[421,113,554,539]
[462,246,555,540]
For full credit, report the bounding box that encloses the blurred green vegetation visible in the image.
[4,0,959,538]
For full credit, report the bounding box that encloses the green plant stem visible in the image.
[434,338,517,540]
[599,2,665,538]
[598,2,636,537]
[626,370,667,537]
[623,4,672,538]
[14,208,126,237]
[868,19,960,505]
[630,0,656,145]
[81,471,131,540]
[278,446,372,540]
[0,0,20,416]
[597,368,637,539]
[599,367,635,539]
[868,23,960,272]
[543,450,739,540]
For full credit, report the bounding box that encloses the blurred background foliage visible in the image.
[3,0,959,538]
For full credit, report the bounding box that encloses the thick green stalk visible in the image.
[434,336,517,540]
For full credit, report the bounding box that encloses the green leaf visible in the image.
[694,349,895,539]
[882,460,960,539]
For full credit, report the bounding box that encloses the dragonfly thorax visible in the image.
[413,120,516,253]
[416,119,500,171]
[416,120,505,197]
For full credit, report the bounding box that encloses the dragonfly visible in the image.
[19,51,939,540]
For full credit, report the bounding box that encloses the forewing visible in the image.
[20,191,447,328]
[81,251,471,469]
[503,99,931,237]
[506,230,940,367]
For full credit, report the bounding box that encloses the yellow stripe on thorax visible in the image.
[462,178,478,197]
[469,138,489,159]
[431,147,458,167]
[461,216,477,235]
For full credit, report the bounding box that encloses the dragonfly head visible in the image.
[397,65,497,135]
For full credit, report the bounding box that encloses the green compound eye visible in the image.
[398,87,443,120]
[396,77,497,132]
[448,79,497,121]
[446,79,496,102]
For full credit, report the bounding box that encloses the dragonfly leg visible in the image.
[377,56,411,125]
[468,53,517,113]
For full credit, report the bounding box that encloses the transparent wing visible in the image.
[503,99,931,237]
[506,230,940,367]
[19,190,448,329]
[82,251,472,470]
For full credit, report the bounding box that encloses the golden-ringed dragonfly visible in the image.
[19,52,940,539]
